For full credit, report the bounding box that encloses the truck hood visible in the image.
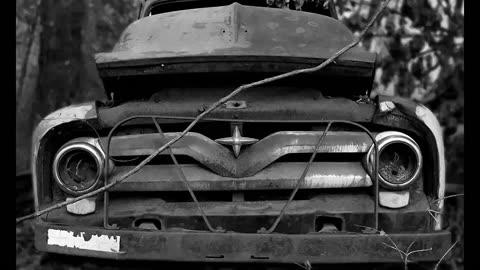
[95,3,376,100]
[95,2,375,68]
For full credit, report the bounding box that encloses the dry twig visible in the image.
[356,224,460,270]
[355,225,432,270]
[16,0,391,224]
[434,240,458,270]
[294,260,312,270]
[431,194,464,205]
[428,193,464,225]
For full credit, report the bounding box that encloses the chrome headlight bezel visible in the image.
[52,140,106,196]
[365,131,423,190]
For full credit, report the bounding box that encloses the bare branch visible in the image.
[383,243,407,257]
[356,224,405,260]
[406,239,417,254]
[428,210,440,224]
[426,193,464,225]
[435,241,459,270]
[431,194,464,204]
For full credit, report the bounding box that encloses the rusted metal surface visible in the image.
[99,130,373,177]
[414,104,445,230]
[97,96,377,127]
[151,117,221,232]
[27,0,451,262]
[31,102,98,211]
[262,122,333,234]
[29,78,447,261]
[45,191,430,232]
[98,58,375,100]
[109,162,372,191]
[95,3,375,66]
[35,220,451,263]
[98,116,380,234]
[374,95,446,230]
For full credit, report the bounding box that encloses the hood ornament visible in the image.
[215,126,258,157]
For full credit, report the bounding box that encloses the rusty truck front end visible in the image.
[32,0,451,264]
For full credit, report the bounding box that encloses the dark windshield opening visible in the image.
[145,0,335,17]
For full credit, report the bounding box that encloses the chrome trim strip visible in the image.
[110,162,372,191]
[415,105,446,230]
[100,131,374,177]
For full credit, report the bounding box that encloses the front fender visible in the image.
[31,102,98,211]
[375,95,445,230]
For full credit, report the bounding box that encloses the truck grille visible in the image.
[99,121,376,194]
[53,119,386,233]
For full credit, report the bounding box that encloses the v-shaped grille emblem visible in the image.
[215,126,258,158]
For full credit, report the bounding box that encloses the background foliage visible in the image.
[333,0,464,186]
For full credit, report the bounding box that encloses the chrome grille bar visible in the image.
[109,163,372,191]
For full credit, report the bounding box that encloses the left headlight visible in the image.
[52,140,108,196]
[365,131,422,190]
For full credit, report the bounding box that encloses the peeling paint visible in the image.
[415,105,427,118]
[285,15,299,21]
[47,229,120,253]
[379,101,395,112]
[267,22,279,29]
[33,103,95,153]
[36,223,452,262]
[296,27,306,34]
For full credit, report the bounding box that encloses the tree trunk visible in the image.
[16,0,42,174]
[16,0,105,174]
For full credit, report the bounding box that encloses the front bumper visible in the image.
[34,220,451,263]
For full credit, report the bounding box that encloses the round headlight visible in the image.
[53,142,105,196]
[365,132,422,190]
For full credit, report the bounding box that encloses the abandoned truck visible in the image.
[31,0,452,265]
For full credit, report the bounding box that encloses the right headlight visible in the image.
[365,131,422,190]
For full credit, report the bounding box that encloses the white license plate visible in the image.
[47,229,121,253]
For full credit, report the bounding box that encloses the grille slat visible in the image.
[109,162,372,192]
